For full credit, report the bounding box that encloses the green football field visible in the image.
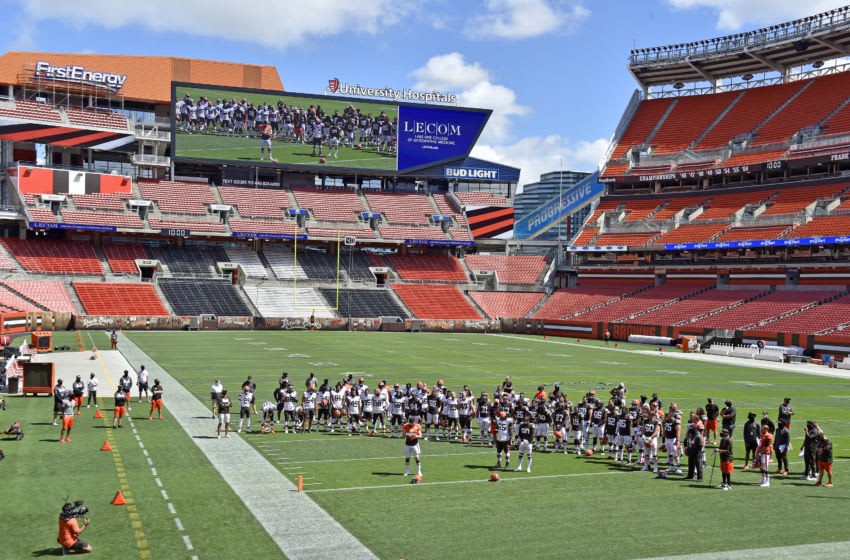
[174,85,398,170]
[4,331,848,559]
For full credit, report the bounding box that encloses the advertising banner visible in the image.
[513,172,605,239]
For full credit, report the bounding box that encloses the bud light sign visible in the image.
[397,105,489,171]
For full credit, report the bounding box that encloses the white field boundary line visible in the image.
[489,334,850,381]
[632,540,850,560]
[92,345,194,557]
[305,470,632,493]
[116,333,377,560]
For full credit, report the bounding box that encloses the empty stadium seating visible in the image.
[464,254,547,285]
[102,243,150,274]
[62,210,144,229]
[222,246,268,278]
[760,183,846,217]
[695,81,803,150]
[295,251,343,281]
[149,245,226,276]
[0,99,63,123]
[341,252,376,282]
[622,199,663,222]
[654,223,728,245]
[454,192,510,207]
[378,226,448,241]
[572,227,599,245]
[715,226,789,242]
[788,215,850,238]
[692,192,761,221]
[624,288,754,326]
[71,193,128,210]
[263,246,308,280]
[291,187,365,222]
[533,281,651,319]
[611,97,674,158]
[1,238,103,275]
[689,290,839,329]
[0,285,40,313]
[753,72,850,146]
[449,227,473,240]
[651,196,707,222]
[229,219,298,236]
[246,286,337,318]
[219,186,291,219]
[307,226,376,240]
[366,192,434,225]
[392,284,482,319]
[158,279,251,316]
[26,208,58,223]
[3,280,76,313]
[138,179,215,215]
[650,91,738,154]
[592,232,658,247]
[759,293,850,334]
[74,282,169,315]
[432,194,467,224]
[65,107,129,130]
[388,254,467,282]
[574,281,710,322]
[469,291,544,319]
[0,249,17,271]
[318,287,410,318]
[722,149,787,167]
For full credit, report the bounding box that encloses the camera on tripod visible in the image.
[60,498,89,520]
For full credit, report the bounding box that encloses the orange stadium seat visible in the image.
[392,284,482,319]
[2,280,76,313]
[464,254,547,285]
[759,293,850,334]
[625,288,754,326]
[290,187,366,222]
[611,98,674,158]
[786,215,850,238]
[689,290,840,329]
[365,192,435,225]
[533,281,651,319]
[650,91,738,154]
[388,254,467,282]
[102,243,150,273]
[470,291,545,319]
[74,282,169,316]
[575,281,711,322]
[654,223,729,245]
[1,238,102,275]
[138,179,215,215]
[219,186,291,219]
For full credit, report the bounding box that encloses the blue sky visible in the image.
[2,0,847,188]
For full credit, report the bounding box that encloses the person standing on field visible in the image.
[217,390,232,438]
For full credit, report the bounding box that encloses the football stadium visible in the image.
[1,6,850,560]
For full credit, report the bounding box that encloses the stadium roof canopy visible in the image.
[629,6,850,88]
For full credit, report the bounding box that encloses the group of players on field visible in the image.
[209,372,834,487]
[175,93,398,159]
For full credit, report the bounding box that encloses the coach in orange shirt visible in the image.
[58,512,92,554]
[402,417,423,478]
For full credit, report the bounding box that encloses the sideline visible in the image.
[490,334,850,380]
[116,332,377,560]
[633,540,850,560]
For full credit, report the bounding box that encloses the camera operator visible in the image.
[58,500,92,554]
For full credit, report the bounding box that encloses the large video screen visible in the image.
[171,82,490,174]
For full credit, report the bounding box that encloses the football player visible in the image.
[476,392,492,446]
[347,389,362,436]
[493,411,513,470]
[552,400,569,453]
[301,385,317,433]
[663,406,682,474]
[514,415,535,473]
[641,407,660,473]
[534,403,550,452]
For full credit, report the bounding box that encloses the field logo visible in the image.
[328,78,340,93]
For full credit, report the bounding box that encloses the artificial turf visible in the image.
[4,330,848,559]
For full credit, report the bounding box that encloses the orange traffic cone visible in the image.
[111,490,126,505]
[93,409,103,419]
[101,440,112,451]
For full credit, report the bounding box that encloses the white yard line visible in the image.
[117,333,377,560]
[633,540,850,560]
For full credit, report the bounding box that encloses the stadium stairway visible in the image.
[91,245,112,276]
[464,289,489,319]
[256,249,278,279]
[235,284,261,317]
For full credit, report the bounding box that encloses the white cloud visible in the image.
[666,0,847,30]
[410,53,529,144]
[18,0,412,49]
[473,136,608,189]
[465,0,590,40]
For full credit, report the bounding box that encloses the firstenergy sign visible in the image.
[35,61,127,91]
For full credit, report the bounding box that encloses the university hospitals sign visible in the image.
[35,61,127,92]
[327,77,457,104]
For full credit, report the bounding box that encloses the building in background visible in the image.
[513,170,591,241]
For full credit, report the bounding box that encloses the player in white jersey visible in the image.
[347,392,362,435]
[261,400,276,423]
[237,389,253,433]
[443,392,460,440]
[370,388,388,436]
[389,391,406,438]
[493,413,513,470]
[458,391,474,443]
[329,385,345,432]
[301,387,317,433]
[361,390,374,426]
[282,386,298,433]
